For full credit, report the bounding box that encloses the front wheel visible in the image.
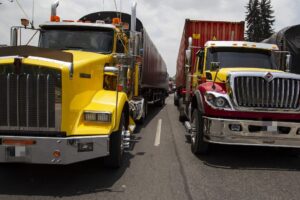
[190,109,209,155]
[105,113,126,168]
[179,97,187,122]
[174,91,179,106]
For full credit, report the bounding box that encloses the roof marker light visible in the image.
[112,18,121,25]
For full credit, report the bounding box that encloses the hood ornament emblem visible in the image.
[264,72,274,82]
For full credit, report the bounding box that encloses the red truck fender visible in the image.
[192,90,205,115]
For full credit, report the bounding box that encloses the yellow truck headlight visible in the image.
[84,112,112,123]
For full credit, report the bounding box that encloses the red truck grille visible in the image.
[233,76,300,110]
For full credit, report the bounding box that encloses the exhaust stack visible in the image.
[50,1,60,22]
[131,1,137,33]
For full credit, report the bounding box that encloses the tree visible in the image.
[245,0,263,42]
[260,0,275,39]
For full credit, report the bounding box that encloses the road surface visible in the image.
[1,95,300,200]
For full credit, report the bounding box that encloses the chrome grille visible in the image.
[233,76,300,109]
[0,66,61,131]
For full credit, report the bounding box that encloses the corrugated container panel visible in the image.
[176,19,245,87]
[141,30,168,90]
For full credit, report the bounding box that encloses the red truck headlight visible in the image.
[204,92,233,110]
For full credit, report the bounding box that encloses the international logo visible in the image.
[264,72,274,82]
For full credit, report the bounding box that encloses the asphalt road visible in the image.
[1,95,300,200]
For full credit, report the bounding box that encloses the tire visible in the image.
[158,96,165,107]
[105,113,126,168]
[190,109,209,155]
[178,98,187,122]
[174,92,179,106]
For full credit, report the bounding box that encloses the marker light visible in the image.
[53,150,61,158]
[21,18,29,27]
[112,18,121,25]
[50,15,60,22]
[3,139,36,145]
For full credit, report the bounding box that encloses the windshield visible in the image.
[39,27,114,53]
[206,47,277,70]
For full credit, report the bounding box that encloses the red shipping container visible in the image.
[176,19,245,87]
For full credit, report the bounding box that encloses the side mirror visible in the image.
[210,62,220,72]
[285,54,291,72]
[188,37,192,48]
[104,66,119,74]
[185,49,192,66]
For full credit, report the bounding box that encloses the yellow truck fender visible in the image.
[75,90,130,135]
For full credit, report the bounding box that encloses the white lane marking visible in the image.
[154,119,162,146]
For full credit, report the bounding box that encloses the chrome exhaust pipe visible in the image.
[51,0,59,18]
[131,1,137,33]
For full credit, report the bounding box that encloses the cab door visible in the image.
[192,50,205,90]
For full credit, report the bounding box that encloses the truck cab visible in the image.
[0,4,138,168]
[183,40,300,155]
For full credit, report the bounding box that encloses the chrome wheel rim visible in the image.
[120,124,126,153]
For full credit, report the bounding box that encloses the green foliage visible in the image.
[245,0,275,42]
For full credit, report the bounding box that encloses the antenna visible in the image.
[15,0,30,20]
[120,0,122,19]
[113,0,120,18]
[31,0,35,28]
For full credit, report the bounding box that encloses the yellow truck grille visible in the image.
[0,68,61,131]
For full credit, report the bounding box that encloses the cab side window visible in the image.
[116,39,125,53]
[103,74,117,91]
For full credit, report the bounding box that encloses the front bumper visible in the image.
[0,135,109,164]
[204,117,300,148]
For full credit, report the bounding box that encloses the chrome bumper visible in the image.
[204,117,300,148]
[0,135,109,164]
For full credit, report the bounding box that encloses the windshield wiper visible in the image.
[61,46,84,50]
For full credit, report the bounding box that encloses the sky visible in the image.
[0,0,299,76]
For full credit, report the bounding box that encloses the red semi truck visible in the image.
[174,19,245,119]
[175,19,300,155]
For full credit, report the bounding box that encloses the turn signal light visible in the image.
[3,139,36,145]
[112,18,121,25]
[53,150,61,158]
[50,15,60,22]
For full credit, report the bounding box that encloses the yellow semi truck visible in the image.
[0,1,168,167]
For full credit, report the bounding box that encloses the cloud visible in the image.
[0,0,299,76]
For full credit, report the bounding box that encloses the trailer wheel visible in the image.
[190,109,209,155]
[105,113,126,168]
[158,95,165,107]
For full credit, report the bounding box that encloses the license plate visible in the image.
[5,146,30,162]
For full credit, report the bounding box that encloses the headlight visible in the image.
[204,92,232,110]
[84,112,112,123]
[215,97,226,107]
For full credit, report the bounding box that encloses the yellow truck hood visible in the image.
[0,49,111,71]
[208,68,282,83]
